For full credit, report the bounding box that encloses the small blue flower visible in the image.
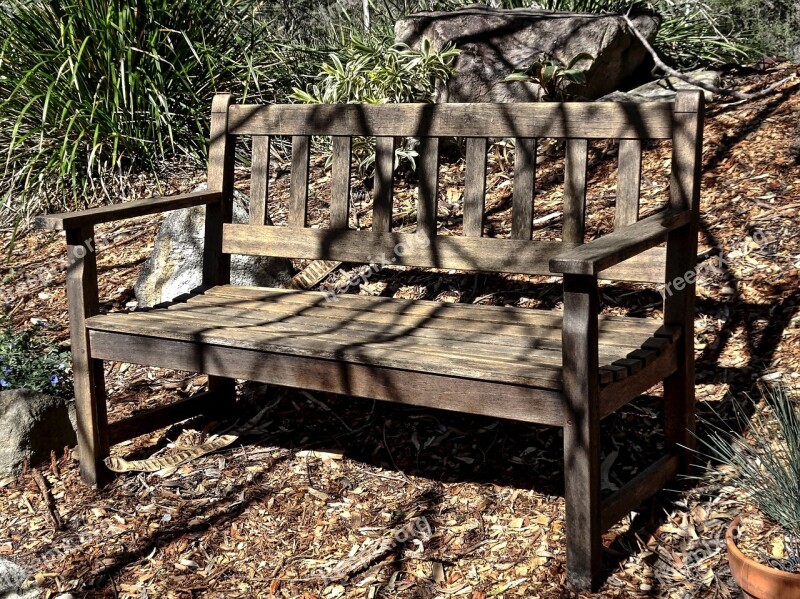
[2,367,10,374]
[49,375,59,385]
[0,379,8,388]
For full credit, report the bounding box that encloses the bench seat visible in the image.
[86,285,675,392]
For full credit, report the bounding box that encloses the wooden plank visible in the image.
[615,139,642,229]
[373,136,395,232]
[36,191,222,231]
[563,139,588,245]
[286,260,341,290]
[250,135,271,225]
[223,223,669,283]
[199,286,662,338]
[89,331,567,426]
[601,453,679,530]
[462,137,487,237]
[612,358,643,376]
[562,274,602,591]
[66,226,110,487]
[108,390,221,445]
[143,301,640,369]
[549,209,691,275]
[88,312,566,389]
[289,135,310,228]
[512,138,536,240]
[664,90,704,474]
[417,137,439,238]
[600,364,628,382]
[600,246,665,283]
[330,136,352,229]
[600,344,678,418]
[228,102,675,139]
[203,93,236,287]
[204,94,238,412]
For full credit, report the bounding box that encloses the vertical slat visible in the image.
[250,135,271,225]
[204,94,238,415]
[66,225,110,487]
[664,90,704,475]
[562,273,601,592]
[203,93,236,286]
[330,136,352,230]
[616,139,642,229]
[373,136,395,232]
[289,135,310,228]
[417,137,439,238]
[511,137,536,240]
[563,138,589,245]
[463,137,487,237]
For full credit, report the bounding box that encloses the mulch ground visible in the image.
[1,62,799,598]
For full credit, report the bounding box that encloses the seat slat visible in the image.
[88,312,564,388]
[228,103,675,139]
[289,135,310,228]
[616,139,642,229]
[462,137,487,237]
[512,138,536,240]
[87,293,669,388]
[373,136,395,232]
[417,137,439,238]
[330,136,352,229]
[563,139,588,245]
[201,286,664,336]
[250,135,271,225]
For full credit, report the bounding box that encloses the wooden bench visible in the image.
[37,91,704,591]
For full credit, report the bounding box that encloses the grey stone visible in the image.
[0,556,39,598]
[395,5,661,102]
[598,70,721,103]
[0,390,76,477]
[134,187,295,308]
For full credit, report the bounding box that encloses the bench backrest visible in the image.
[204,92,703,286]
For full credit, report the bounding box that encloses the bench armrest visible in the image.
[35,190,222,231]
[549,209,692,276]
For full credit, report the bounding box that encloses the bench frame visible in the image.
[37,91,704,592]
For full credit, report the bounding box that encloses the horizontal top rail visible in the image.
[227,102,675,139]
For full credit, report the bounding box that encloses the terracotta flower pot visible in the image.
[726,516,800,599]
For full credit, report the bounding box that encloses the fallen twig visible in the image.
[32,470,64,531]
[622,14,794,102]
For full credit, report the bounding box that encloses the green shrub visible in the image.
[0,319,72,399]
[291,34,459,105]
[504,52,595,101]
[0,0,267,224]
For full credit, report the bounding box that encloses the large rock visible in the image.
[0,558,38,598]
[135,188,294,307]
[598,70,721,103]
[0,390,76,477]
[395,5,661,102]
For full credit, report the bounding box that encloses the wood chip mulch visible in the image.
[1,63,799,598]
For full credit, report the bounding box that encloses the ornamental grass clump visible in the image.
[0,319,72,400]
[0,0,266,224]
[700,384,800,553]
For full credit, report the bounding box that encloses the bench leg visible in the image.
[663,326,695,474]
[73,356,111,487]
[562,274,602,591]
[207,375,237,417]
[66,225,111,488]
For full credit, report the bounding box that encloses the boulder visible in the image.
[0,390,76,477]
[598,70,721,102]
[395,5,661,102]
[134,188,295,308]
[0,558,39,598]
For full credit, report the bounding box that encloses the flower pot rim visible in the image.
[727,515,800,583]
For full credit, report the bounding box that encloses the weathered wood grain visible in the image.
[417,137,439,238]
[512,138,536,240]
[289,135,310,228]
[563,139,588,245]
[462,137,488,237]
[373,136,395,232]
[330,136,352,230]
[250,135,271,225]
[89,331,567,426]
[228,102,675,139]
[615,139,642,229]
